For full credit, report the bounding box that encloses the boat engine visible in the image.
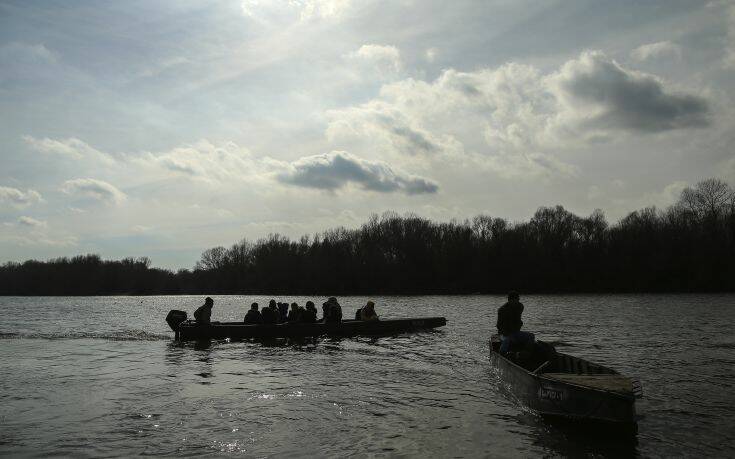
[166,309,188,331]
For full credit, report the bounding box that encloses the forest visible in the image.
[1,178,733,295]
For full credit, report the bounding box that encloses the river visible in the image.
[1,294,734,457]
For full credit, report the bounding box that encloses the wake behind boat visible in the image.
[166,310,446,340]
[489,335,642,430]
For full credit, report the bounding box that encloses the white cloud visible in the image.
[630,41,682,62]
[425,47,438,63]
[241,0,353,23]
[60,178,127,205]
[327,99,463,159]
[24,136,116,165]
[346,44,402,78]
[0,186,43,208]
[299,0,352,21]
[0,216,76,247]
[276,150,439,195]
[130,140,266,185]
[483,151,579,180]
[9,233,77,247]
[327,50,710,177]
[644,180,689,208]
[18,216,47,228]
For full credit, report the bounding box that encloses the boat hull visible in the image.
[175,317,446,341]
[490,347,637,427]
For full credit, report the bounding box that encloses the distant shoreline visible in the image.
[2,289,734,298]
[3,180,734,296]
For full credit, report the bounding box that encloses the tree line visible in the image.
[1,178,733,295]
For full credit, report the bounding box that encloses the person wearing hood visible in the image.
[359,301,379,321]
[194,297,214,325]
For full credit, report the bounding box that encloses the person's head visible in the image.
[328,297,337,304]
[508,291,520,301]
[290,302,298,310]
[269,299,276,308]
[205,297,214,307]
[365,300,375,312]
[251,302,259,310]
[306,300,314,308]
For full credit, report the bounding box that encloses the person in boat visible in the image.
[323,297,343,323]
[278,302,289,323]
[302,301,317,323]
[359,301,379,321]
[321,301,329,322]
[288,302,305,323]
[193,297,214,325]
[244,303,263,324]
[497,291,534,354]
[261,302,277,324]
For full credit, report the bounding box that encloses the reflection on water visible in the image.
[1,294,734,456]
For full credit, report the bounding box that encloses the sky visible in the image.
[1,0,734,269]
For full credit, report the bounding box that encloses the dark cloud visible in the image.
[557,51,709,132]
[277,151,439,195]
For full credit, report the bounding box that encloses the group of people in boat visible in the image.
[193,296,379,325]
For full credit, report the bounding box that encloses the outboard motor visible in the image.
[166,310,188,332]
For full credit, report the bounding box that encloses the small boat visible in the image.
[489,335,642,431]
[165,310,446,340]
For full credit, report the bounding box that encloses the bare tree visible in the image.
[679,178,734,220]
[195,246,227,270]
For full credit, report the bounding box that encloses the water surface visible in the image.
[1,294,734,457]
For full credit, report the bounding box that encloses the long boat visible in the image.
[489,335,642,431]
[165,310,446,340]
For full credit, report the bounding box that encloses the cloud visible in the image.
[24,136,116,165]
[6,232,77,247]
[0,42,57,69]
[630,41,682,62]
[131,140,263,185]
[425,48,438,63]
[276,151,439,195]
[327,50,710,175]
[241,0,353,24]
[724,3,735,68]
[60,178,127,205]
[484,151,580,180]
[0,186,43,208]
[552,51,709,133]
[639,180,689,209]
[346,44,402,76]
[327,100,460,157]
[299,0,352,21]
[18,216,47,228]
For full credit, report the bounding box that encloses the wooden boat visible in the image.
[489,335,642,430]
[165,310,446,340]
